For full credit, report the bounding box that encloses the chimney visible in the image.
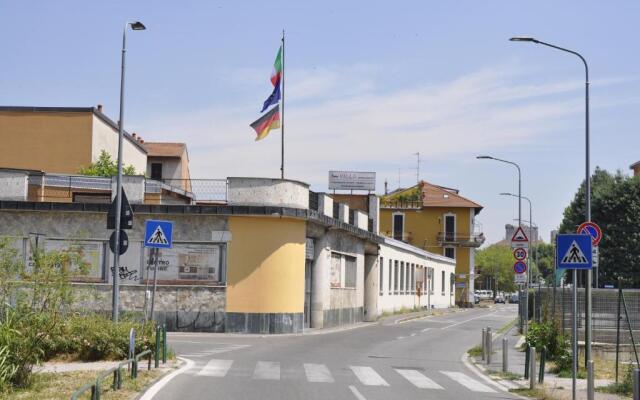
[139,138,144,144]
[97,104,103,112]
[132,133,137,139]
[384,179,388,195]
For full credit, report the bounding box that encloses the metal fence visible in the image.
[161,179,227,203]
[537,286,640,346]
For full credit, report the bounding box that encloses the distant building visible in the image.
[378,181,484,305]
[143,142,191,192]
[630,161,640,177]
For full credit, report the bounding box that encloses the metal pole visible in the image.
[529,346,536,390]
[482,328,486,361]
[634,369,640,400]
[112,25,128,323]
[486,327,492,365]
[616,283,621,384]
[280,30,285,179]
[150,248,159,321]
[572,269,578,400]
[502,337,508,373]
[587,360,595,400]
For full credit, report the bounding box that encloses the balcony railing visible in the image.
[382,231,413,243]
[437,232,485,247]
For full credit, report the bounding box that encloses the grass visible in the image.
[379,306,423,318]
[468,346,483,357]
[596,382,633,397]
[487,369,522,381]
[497,318,518,335]
[509,387,550,399]
[7,366,167,400]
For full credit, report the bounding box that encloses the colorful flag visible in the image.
[250,105,280,141]
[261,77,281,112]
[270,46,282,86]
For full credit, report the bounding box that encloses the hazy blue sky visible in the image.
[2,1,639,245]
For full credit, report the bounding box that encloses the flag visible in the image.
[250,105,280,141]
[261,77,281,112]
[270,46,282,86]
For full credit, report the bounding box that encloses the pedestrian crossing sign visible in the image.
[144,220,173,249]
[556,234,592,270]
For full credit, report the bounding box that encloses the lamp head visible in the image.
[509,36,538,43]
[476,155,493,160]
[129,21,146,30]
[499,192,512,196]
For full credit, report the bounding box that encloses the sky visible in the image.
[1,1,639,246]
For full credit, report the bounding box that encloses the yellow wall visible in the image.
[227,216,305,314]
[0,111,93,174]
[380,207,474,300]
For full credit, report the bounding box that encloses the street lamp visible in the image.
[510,36,591,400]
[112,21,146,323]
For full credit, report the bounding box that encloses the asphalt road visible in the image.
[152,304,519,400]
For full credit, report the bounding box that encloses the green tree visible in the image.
[560,168,640,287]
[530,242,555,282]
[78,150,136,177]
[475,244,517,293]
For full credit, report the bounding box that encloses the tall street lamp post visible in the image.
[112,21,146,323]
[510,36,591,400]
[477,155,527,332]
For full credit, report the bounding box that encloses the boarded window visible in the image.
[379,257,384,295]
[394,260,399,293]
[344,255,357,288]
[144,243,223,284]
[330,253,342,288]
[388,259,393,295]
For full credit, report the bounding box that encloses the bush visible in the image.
[526,321,572,367]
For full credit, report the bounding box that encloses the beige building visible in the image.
[0,106,147,174]
[631,161,640,177]
[144,142,191,191]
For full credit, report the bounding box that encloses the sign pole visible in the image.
[572,268,577,400]
[150,247,159,321]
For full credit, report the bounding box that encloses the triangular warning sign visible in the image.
[147,226,169,245]
[561,240,588,264]
[511,226,529,242]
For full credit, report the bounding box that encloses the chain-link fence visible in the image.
[535,286,640,346]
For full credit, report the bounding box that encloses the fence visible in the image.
[537,286,640,346]
[161,179,227,203]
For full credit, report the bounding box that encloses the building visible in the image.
[378,181,484,305]
[0,106,147,174]
[631,161,640,177]
[143,142,191,192]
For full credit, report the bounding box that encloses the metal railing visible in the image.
[437,232,485,247]
[380,199,422,209]
[161,179,226,202]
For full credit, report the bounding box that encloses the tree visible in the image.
[78,150,136,177]
[530,242,555,282]
[475,244,517,293]
[560,168,640,287]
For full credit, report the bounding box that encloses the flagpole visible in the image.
[280,29,285,179]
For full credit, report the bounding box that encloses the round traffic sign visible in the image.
[513,261,527,274]
[109,230,129,255]
[513,248,528,261]
[577,222,603,246]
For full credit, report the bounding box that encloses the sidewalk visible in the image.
[379,305,472,326]
[469,323,623,399]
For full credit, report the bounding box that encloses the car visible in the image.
[509,293,519,304]
[474,294,480,304]
[494,295,505,304]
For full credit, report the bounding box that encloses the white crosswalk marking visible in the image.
[304,363,334,383]
[197,359,233,377]
[253,361,280,380]
[395,369,443,389]
[350,366,389,386]
[440,371,496,393]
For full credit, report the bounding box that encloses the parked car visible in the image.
[494,295,505,304]
[474,294,480,304]
[509,293,519,303]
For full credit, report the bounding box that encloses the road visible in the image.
[151,304,519,400]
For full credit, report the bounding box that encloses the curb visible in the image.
[138,358,194,400]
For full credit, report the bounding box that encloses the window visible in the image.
[344,256,357,288]
[450,273,455,296]
[379,257,384,295]
[389,259,393,295]
[411,264,416,294]
[400,261,405,293]
[444,214,455,241]
[394,260,399,294]
[330,253,341,288]
[429,268,435,292]
[444,247,455,260]
[151,163,163,180]
[441,270,446,294]
[405,262,410,294]
[392,213,404,241]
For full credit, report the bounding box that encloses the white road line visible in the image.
[139,357,194,400]
[197,359,233,377]
[410,333,417,337]
[304,363,334,383]
[253,361,280,380]
[395,369,443,389]
[396,336,406,340]
[421,328,431,332]
[349,385,367,400]
[441,312,497,330]
[439,371,496,393]
[350,366,389,386]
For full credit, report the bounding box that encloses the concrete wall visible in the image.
[112,175,146,204]
[226,216,306,333]
[0,111,93,174]
[91,115,147,174]
[0,171,28,200]
[227,177,309,208]
[318,193,333,216]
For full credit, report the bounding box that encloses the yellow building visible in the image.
[379,181,484,305]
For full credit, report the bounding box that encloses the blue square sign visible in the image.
[144,220,173,249]
[556,234,592,270]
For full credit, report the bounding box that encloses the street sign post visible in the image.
[577,222,602,246]
[514,261,527,274]
[144,220,174,322]
[107,189,133,230]
[514,273,527,284]
[511,226,529,249]
[556,234,592,270]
